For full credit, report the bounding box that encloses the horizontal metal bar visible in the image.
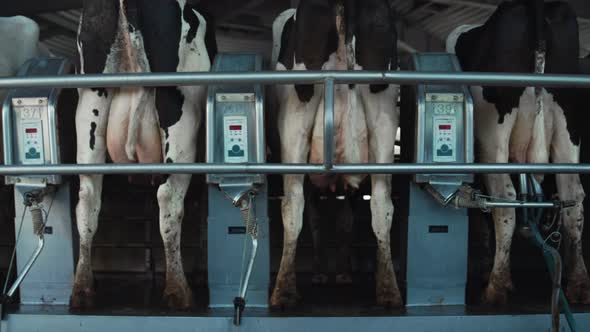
[483,202,558,209]
[3,163,590,176]
[1,70,590,89]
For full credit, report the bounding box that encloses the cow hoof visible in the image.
[69,286,95,311]
[270,289,301,310]
[482,285,510,306]
[335,273,353,285]
[311,273,329,285]
[566,283,590,304]
[163,286,194,310]
[376,290,403,308]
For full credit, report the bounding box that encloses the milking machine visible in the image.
[401,53,577,331]
[400,53,475,307]
[206,53,269,325]
[0,57,75,319]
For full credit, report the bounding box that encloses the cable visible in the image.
[2,205,27,296]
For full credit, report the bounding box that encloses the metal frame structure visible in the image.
[0,70,590,176]
[2,69,590,332]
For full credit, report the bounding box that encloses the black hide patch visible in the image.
[138,0,184,131]
[292,0,338,103]
[454,0,580,140]
[92,109,99,117]
[91,88,109,98]
[182,2,200,44]
[353,0,397,94]
[278,0,397,101]
[454,2,531,124]
[278,17,295,71]
[78,0,118,74]
[544,2,582,145]
[137,0,215,131]
[199,9,218,63]
[89,122,97,150]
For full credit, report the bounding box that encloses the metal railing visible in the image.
[2,70,590,176]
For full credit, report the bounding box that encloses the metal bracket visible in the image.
[440,184,574,211]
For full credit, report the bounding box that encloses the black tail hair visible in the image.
[527,0,546,52]
[345,0,356,45]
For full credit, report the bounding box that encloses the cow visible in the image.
[270,0,401,307]
[70,0,216,309]
[446,0,590,305]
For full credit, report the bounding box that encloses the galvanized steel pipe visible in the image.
[1,71,590,89]
[324,78,335,169]
[2,163,590,175]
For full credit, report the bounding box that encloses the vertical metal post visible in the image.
[324,78,335,170]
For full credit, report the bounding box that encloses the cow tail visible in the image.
[345,0,356,71]
[526,0,546,116]
[528,0,546,53]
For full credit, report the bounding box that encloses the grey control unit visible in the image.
[1,57,75,305]
[400,53,474,306]
[206,53,269,314]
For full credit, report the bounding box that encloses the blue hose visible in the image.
[521,175,577,332]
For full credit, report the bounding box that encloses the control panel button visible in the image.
[21,120,45,165]
[433,116,456,162]
[223,116,248,163]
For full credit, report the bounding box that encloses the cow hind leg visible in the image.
[272,173,305,308]
[481,174,517,305]
[307,189,328,285]
[479,114,518,306]
[156,87,201,309]
[559,173,590,304]
[335,198,354,285]
[70,87,113,310]
[271,91,319,309]
[550,113,590,304]
[360,84,402,307]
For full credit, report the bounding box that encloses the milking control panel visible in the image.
[401,53,474,190]
[16,98,47,165]
[206,53,265,185]
[220,100,251,164]
[429,93,463,162]
[2,58,72,185]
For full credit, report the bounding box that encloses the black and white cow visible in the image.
[447,0,590,305]
[271,0,401,307]
[71,0,216,309]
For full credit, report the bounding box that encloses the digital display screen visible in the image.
[229,125,242,131]
[25,128,38,134]
[439,125,451,130]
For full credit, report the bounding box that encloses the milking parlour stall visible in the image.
[2,0,590,331]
